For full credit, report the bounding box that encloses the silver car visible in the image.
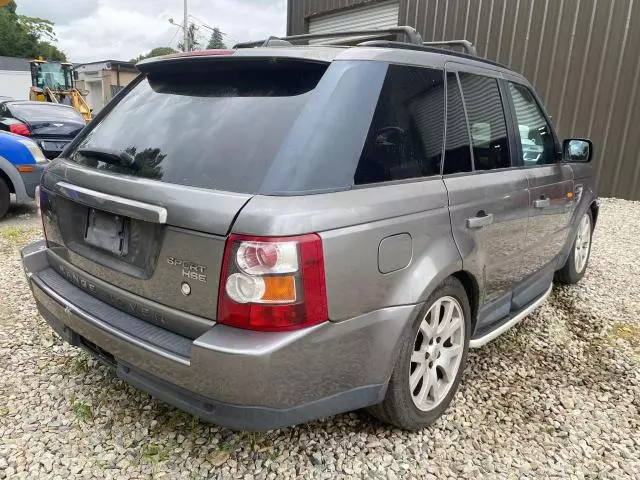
[21,27,598,430]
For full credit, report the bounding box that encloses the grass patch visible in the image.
[0,225,40,246]
[263,449,279,462]
[609,323,640,348]
[166,410,191,430]
[207,449,231,467]
[70,397,94,422]
[141,443,170,467]
[70,353,91,374]
[217,439,235,452]
[607,322,640,358]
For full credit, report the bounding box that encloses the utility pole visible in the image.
[183,0,189,52]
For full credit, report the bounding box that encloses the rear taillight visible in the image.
[9,123,31,137]
[217,233,328,331]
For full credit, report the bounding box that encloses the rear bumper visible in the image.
[34,138,70,160]
[22,241,418,430]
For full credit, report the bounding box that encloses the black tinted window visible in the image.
[508,82,556,165]
[354,65,444,185]
[443,72,473,174]
[458,73,511,171]
[69,61,326,193]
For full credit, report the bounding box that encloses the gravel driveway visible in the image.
[1,199,638,479]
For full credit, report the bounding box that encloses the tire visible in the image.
[0,176,9,219]
[368,276,471,430]
[555,210,593,285]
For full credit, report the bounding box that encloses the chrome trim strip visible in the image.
[470,285,552,348]
[32,276,190,366]
[54,181,168,224]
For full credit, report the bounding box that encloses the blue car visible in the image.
[0,131,48,218]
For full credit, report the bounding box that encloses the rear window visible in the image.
[66,59,440,195]
[69,61,327,193]
[10,103,83,122]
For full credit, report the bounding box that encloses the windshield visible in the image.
[66,59,392,194]
[37,63,71,90]
[10,103,84,122]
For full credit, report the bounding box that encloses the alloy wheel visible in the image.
[409,296,465,412]
[574,213,592,273]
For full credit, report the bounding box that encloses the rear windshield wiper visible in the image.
[77,147,138,170]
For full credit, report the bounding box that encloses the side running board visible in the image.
[469,284,552,348]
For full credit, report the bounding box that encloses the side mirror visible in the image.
[563,138,593,163]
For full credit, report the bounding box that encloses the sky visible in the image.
[15,0,287,62]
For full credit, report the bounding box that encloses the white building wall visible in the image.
[0,70,31,100]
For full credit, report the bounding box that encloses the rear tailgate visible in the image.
[41,161,251,337]
[37,56,329,338]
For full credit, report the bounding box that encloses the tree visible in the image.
[36,41,66,61]
[18,15,56,42]
[0,1,37,58]
[0,1,66,60]
[131,46,177,63]
[177,23,201,52]
[206,27,227,49]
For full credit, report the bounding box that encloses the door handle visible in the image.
[534,197,551,208]
[466,212,494,229]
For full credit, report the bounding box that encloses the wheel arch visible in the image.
[450,270,480,332]
[589,200,599,227]
[413,266,480,337]
[0,167,15,193]
[0,156,28,200]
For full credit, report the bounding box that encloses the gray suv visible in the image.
[21,27,598,430]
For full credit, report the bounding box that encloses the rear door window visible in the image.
[354,65,445,185]
[458,73,511,171]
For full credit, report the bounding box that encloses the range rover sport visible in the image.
[21,27,598,430]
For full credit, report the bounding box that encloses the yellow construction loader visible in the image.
[28,59,92,122]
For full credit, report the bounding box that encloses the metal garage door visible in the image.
[309,1,399,38]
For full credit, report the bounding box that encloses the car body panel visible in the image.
[20,43,598,429]
[444,170,530,307]
[24,241,417,416]
[43,160,252,235]
[0,101,85,159]
[233,178,457,320]
[0,131,47,201]
[521,164,575,278]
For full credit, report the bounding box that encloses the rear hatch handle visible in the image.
[54,181,167,224]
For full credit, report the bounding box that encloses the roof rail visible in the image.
[422,40,477,56]
[260,36,294,47]
[234,26,424,48]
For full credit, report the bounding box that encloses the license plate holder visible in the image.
[41,141,67,151]
[84,208,129,256]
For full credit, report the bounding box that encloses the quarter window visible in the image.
[458,73,511,171]
[354,65,445,185]
[508,82,556,166]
